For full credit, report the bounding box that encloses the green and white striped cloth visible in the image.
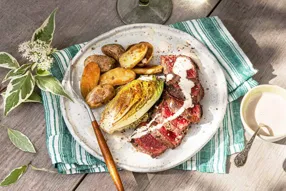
[42,16,258,174]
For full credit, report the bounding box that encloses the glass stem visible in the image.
[139,0,149,6]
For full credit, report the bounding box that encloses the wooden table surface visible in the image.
[0,0,285,190]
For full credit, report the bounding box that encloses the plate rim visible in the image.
[60,23,228,172]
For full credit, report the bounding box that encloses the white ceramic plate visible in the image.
[60,24,227,172]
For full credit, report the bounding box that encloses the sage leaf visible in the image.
[0,52,20,69]
[7,128,36,153]
[37,69,51,76]
[0,165,27,186]
[2,91,42,103]
[3,64,32,82]
[32,8,57,45]
[35,75,72,101]
[4,71,35,115]
[24,91,42,103]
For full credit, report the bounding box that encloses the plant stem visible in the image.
[30,164,57,173]
[0,85,7,93]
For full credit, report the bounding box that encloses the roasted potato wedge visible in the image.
[80,62,100,98]
[84,55,116,72]
[132,65,163,75]
[137,42,153,67]
[126,44,136,51]
[85,84,115,108]
[125,42,154,67]
[101,44,125,61]
[119,43,148,69]
[100,67,136,86]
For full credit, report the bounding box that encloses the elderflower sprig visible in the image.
[18,40,55,71]
[0,8,72,117]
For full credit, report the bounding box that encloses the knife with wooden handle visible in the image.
[92,120,124,191]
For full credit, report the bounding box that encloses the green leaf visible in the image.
[35,75,73,101]
[0,52,20,69]
[37,69,51,76]
[24,91,42,103]
[31,63,37,71]
[2,91,42,103]
[3,64,32,82]
[32,8,57,44]
[7,128,36,153]
[0,165,27,186]
[4,71,35,115]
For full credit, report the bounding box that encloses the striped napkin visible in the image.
[42,16,258,174]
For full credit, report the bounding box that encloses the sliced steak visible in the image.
[133,95,203,151]
[131,55,204,157]
[131,123,168,158]
[161,55,198,78]
[161,55,177,75]
[166,82,204,103]
[152,96,202,148]
[131,133,168,158]
[161,55,204,101]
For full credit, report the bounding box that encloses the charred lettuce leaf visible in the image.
[100,75,163,134]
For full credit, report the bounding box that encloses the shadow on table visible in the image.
[218,16,281,173]
[133,170,214,191]
[133,170,185,191]
[132,172,150,191]
[219,19,277,85]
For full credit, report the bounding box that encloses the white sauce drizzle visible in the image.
[166,74,174,82]
[131,56,195,139]
[138,75,153,81]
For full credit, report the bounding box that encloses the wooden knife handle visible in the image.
[91,120,124,191]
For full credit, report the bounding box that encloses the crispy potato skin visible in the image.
[85,84,115,108]
[99,67,136,86]
[126,44,136,51]
[84,55,116,72]
[80,62,100,98]
[119,43,148,69]
[137,42,153,67]
[125,42,154,67]
[132,65,163,75]
[101,44,125,61]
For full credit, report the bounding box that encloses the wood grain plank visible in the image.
[143,139,286,191]
[211,0,286,87]
[75,171,137,191]
[166,0,220,24]
[0,102,85,190]
[132,173,155,191]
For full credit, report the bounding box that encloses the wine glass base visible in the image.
[117,0,173,24]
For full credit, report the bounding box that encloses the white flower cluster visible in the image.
[18,40,54,71]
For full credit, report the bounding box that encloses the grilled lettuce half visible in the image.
[100,75,164,134]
